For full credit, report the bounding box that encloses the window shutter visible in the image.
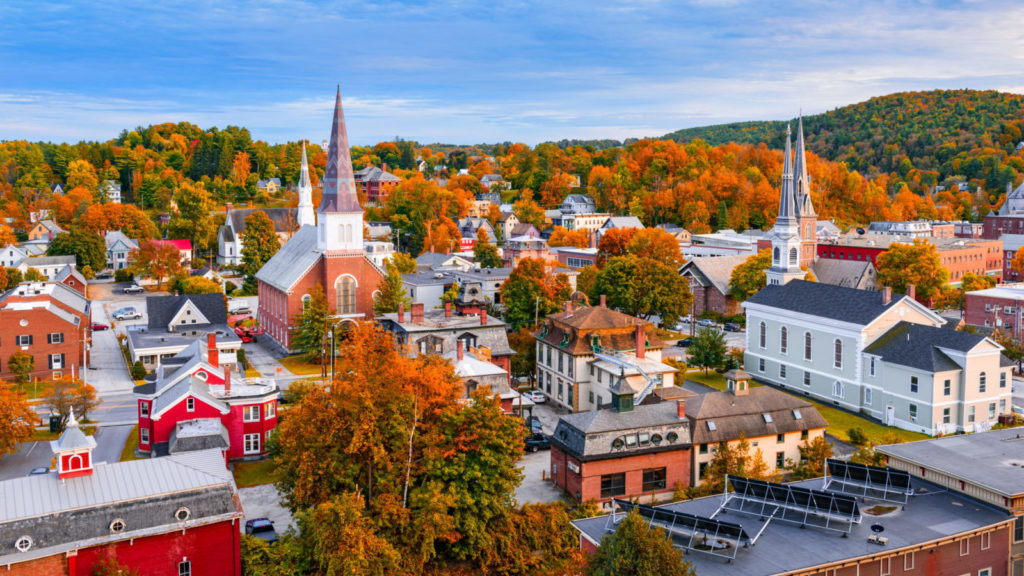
[47,334,52,344]
[48,355,53,369]
[60,353,65,366]
[27,335,32,345]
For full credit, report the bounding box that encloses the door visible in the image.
[885,405,895,427]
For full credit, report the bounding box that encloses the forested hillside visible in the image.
[665,90,1024,201]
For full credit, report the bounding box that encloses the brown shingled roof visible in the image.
[684,386,827,444]
[534,305,666,355]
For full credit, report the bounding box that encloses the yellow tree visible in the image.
[232,151,251,187]
[1010,250,1024,278]
[0,388,37,460]
[875,239,949,301]
[129,240,185,290]
[548,226,589,248]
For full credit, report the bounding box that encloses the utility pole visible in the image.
[534,296,541,326]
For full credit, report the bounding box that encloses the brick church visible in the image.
[256,88,384,352]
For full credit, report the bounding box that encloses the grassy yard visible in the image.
[120,425,143,462]
[244,367,262,378]
[279,355,324,376]
[10,381,48,400]
[683,371,929,446]
[234,457,283,488]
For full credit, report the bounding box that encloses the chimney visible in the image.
[599,294,606,308]
[382,162,388,173]
[480,309,487,326]
[225,202,233,212]
[907,283,916,301]
[457,339,464,361]
[564,300,572,314]
[224,365,232,393]
[411,302,424,322]
[398,302,405,322]
[676,399,686,420]
[444,301,452,318]
[635,325,646,360]
[207,333,219,368]
[882,286,892,305]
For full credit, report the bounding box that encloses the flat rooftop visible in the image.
[572,477,1010,576]
[877,428,1024,497]
[964,284,1024,300]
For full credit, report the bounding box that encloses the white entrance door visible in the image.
[885,405,895,427]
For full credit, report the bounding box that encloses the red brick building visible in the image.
[818,235,1002,285]
[134,333,278,460]
[255,89,384,353]
[964,285,1024,338]
[0,281,90,382]
[354,164,401,205]
[0,415,243,575]
[550,386,692,504]
[679,253,749,318]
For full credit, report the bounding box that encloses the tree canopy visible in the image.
[875,238,949,301]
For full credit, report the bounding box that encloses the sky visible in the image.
[1,0,1023,146]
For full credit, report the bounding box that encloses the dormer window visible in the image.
[707,421,717,431]
[763,413,773,423]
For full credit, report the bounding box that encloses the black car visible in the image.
[245,518,279,544]
[94,271,113,280]
[678,338,692,347]
[526,416,543,434]
[524,433,550,452]
[724,323,742,332]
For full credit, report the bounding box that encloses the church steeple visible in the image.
[316,87,364,253]
[297,142,315,228]
[777,124,796,226]
[766,124,804,287]
[794,115,816,218]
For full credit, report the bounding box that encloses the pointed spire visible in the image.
[794,115,816,217]
[297,141,315,227]
[67,407,78,429]
[317,87,362,214]
[299,141,311,191]
[777,124,796,224]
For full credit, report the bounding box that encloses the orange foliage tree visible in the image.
[548,226,589,248]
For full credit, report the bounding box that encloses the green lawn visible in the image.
[683,371,928,445]
[278,355,324,376]
[234,457,283,488]
[120,425,143,462]
[10,381,47,399]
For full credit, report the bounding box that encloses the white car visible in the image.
[113,307,142,321]
[526,390,546,403]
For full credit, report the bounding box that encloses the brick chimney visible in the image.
[411,302,424,322]
[224,365,232,393]
[225,202,233,212]
[444,301,452,318]
[907,283,916,301]
[382,162,388,173]
[635,325,646,360]
[599,294,606,308]
[882,286,892,305]
[564,300,573,314]
[676,399,686,420]
[457,339,464,361]
[207,333,219,368]
[480,309,488,326]
[398,302,405,322]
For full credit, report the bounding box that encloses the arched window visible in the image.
[804,332,812,360]
[336,276,357,315]
[302,294,311,311]
[979,371,987,393]
[789,248,798,265]
[338,225,346,243]
[780,327,788,354]
[773,247,780,263]
[834,339,843,369]
[759,322,766,348]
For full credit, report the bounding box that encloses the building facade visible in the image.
[0,282,90,381]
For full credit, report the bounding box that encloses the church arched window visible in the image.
[773,247,780,263]
[336,275,357,315]
[789,248,798,265]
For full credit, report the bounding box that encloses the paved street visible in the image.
[238,484,295,534]
[515,449,564,505]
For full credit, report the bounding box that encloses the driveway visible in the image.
[515,449,565,506]
[238,483,295,534]
[88,303,135,395]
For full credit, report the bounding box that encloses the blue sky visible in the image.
[1,0,1022,145]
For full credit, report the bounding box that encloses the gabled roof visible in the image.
[497,212,518,223]
[536,305,666,355]
[253,225,320,292]
[358,166,401,183]
[37,220,64,234]
[227,208,296,234]
[809,258,876,289]
[256,178,282,187]
[684,386,827,445]
[602,216,644,229]
[679,254,751,295]
[863,321,999,372]
[54,264,85,286]
[147,293,227,331]
[104,231,138,251]
[745,280,915,326]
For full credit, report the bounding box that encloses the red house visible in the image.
[134,333,278,460]
[0,413,243,576]
[0,281,91,381]
[255,89,384,353]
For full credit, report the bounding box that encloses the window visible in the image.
[903,552,915,571]
[546,346,551,366]
[789,247,798,265]
[779,364,786,379]
[1001,398,1007,413]
[109,519,126,534]
[588,391,594,404]
[244,433,261,454]
[642,468,666,491]
[600,473,626,498]
[865,387,872,406]
[186,397,195,412]
[944,379,951,396]
[869,356,875,376]
[989,403,996,419]
[140,401,149,418]
[777,433,785,443]
[776,451,785,468]
[801,430,809,440]
[759,358,765,372]
[780,327,787,353]
[49,354,63,369]
[979,372,987,393]
[558,352,563,372]
[16,335,31,346]
[265,402,276,419]
[699,443,708,454]
[1000,372,1007,388]
[1014,516,1023,543]
[773,247,780,263]
[981,532,991,550]
[879,556,891,576]
[960,538,970,556]
[244,405,260,422]
[943,407,951,424]
[832,381,844,398]
[178,560,191,576]
[833,339,842,368]
[909,403,918,422]
[804,332,812,360]
[47,332,63,344]
[978,569,991,576]
[968,405,976,423]
[803,371,810,386]
[698,462,708,480]
[759,322,766,348]
[335,276,357,315]
[910,376,918,393]
[140,427,149,443]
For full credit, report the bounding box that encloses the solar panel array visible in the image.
[722,476,862,534]
[824,459,913,505]
[611,499,752,561]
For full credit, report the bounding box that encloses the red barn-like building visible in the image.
[134,333,278,459]
[255,89,384,353]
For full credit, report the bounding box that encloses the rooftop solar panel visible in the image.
[824,459,913,505]
[722,476,862,535]
[610,499,753,561]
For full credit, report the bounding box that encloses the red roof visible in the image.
[155,239,192,251]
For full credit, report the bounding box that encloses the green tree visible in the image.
[499,258,571,330]
[508,327,538,381]
[42,377,100,432]
[473,229,502,268]
[729,248,771,302]
[699,433,776,494]
[48,229,106,272]
[131,360,147,380]
[688,326,727,374]
[787,435,834,480]
[875,238,949,302]
[291,284,334,364]
[23,268,45,282]
[8,351,34,386]
[593,255,692,326]
[374,261,412,315]
[5,268,23,288]
[176,276,223,294]
[241,210,282,289]
[390,252,417,274]
[169,181,216,257]
[587,509,693,576]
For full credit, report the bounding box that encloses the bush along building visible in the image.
[134,333,278,460]
[0,412,243,575]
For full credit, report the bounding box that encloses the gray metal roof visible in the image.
[146,292,227,330]
[128,325,241,357]
[877,428,1024,497]
[553,401,692,461]
[745,279,911,325]
[863,321,994,372]
[104,230,138,251]
[572,477,1012,576]
[253,225,321,292]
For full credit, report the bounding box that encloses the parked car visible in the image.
[94,271,113,280]
[526,416,543,434]
[526,389,546,403]
[91,322,110,331]
[123,284,144,294]
[697,319,716,327]
[678,338,692,347]
[245,518,279,544]
[524,433,551,453]
[28,467,49,476]
[113,307,142,321]
[724,322,742,332]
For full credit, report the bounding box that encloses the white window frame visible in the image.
[780,327,787,354]
[869,356,875,376]
[833,339,843,369]
[903,552,915,571]
[981,531,990,550]
[864,387,872,406]
[759,322,766,349]
[909,403,918,422]
[960,538,970,556]
[832,381,844,398]
[140,427,149,444]
[265,401,276,419]
[186,397,195,412]
[178,560,192,576]
[968,405,976,423]
[979,371,986,393]
[804,332,812,361]
[140,401,149,418]
[244,405,260,422]
[243,433,261,454]
[758,358,765,373]
[50,354,63,369]
[779,364,786,379]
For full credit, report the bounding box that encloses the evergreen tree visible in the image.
[473,229,502,268]
[374,261,412,314]
[47,229,106,272]
[291,284,334,364]
[587,509,694,576]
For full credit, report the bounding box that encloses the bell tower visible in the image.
[297,141,315,228]
[50,408,96,479]
[316,87,364,253]
[793,115,818,267]
[766,124,804,286]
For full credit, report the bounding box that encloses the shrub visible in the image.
[847,427,869,446]
[224,281,238,294]
[237,349,249,371]
[724,314,746,326]
[114,269,132,283]
[131,360,147,380]
[191,257,207,269]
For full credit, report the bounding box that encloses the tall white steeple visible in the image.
[297,142,315,228]
[316,87,364,253]
[766,124,804,286]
